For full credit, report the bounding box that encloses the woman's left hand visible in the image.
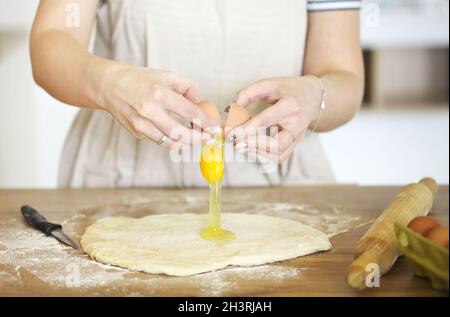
[226,76,323,163]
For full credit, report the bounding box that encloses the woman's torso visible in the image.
[58,0,334,188]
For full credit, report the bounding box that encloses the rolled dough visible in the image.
[81,213,332,276]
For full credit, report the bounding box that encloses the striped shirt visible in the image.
[308,0,362,12]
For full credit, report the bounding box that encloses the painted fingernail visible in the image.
[202,133,212,142]
[213,126,222,136]
[226,134,237,143]
[238,147,249,154]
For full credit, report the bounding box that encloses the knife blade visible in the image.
[21,205,80,251]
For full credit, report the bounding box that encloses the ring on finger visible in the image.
[157,135,168,146]
[284,130,296,144]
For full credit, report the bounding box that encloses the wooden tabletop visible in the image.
[0,185,448,297]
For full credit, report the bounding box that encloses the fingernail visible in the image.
[236,143,250,154]
[202,133,212,141]
[213,126,222,136]
[236,142,248,150]
[226,134,237,143]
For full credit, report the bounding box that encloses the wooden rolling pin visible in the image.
[347,177,438,289]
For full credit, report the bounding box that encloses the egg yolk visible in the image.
[199,135,235,242]
[200,136,224,184]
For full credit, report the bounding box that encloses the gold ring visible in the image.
[157,135,168,145]
[285,130,296,143]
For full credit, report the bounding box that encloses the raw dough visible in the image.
[81,213,332,276]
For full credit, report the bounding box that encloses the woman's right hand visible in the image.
[30,2,218,149]
[101,65,219,149]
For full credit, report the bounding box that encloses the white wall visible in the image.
[0,0,37,30]
[0,0,78,188]
[0,31,77,188]
[321,108,449,185]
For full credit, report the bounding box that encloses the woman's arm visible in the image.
[30,0,106,109]
[30,0,217,147]
[226,10,364,162]
[303,10,364,132]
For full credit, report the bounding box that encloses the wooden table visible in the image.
[0,186,448,296]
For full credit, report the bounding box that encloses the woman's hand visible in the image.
[102,66,219,149]
[225,10,365,164]
[31,1,219,149]
[226,76,323,163]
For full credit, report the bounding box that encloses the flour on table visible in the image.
[81,213,331,276]
[0,219,307,295]
[1,195,370,295]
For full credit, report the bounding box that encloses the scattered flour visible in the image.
[0,220,306,296]
[1,194,370,295]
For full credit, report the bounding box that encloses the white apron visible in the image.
[58,0,335,188]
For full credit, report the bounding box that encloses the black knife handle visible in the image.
[21,205,62,236]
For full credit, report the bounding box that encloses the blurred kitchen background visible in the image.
[0,0,449,188]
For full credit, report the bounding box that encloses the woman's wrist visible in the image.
[84,55,128,112]
[301,75,326,131]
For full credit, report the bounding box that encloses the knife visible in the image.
[21,205,81,251]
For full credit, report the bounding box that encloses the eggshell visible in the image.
[198,100,221,123]
[225,103,250,131]
[407,216,440,236]
[426,226,449,248]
